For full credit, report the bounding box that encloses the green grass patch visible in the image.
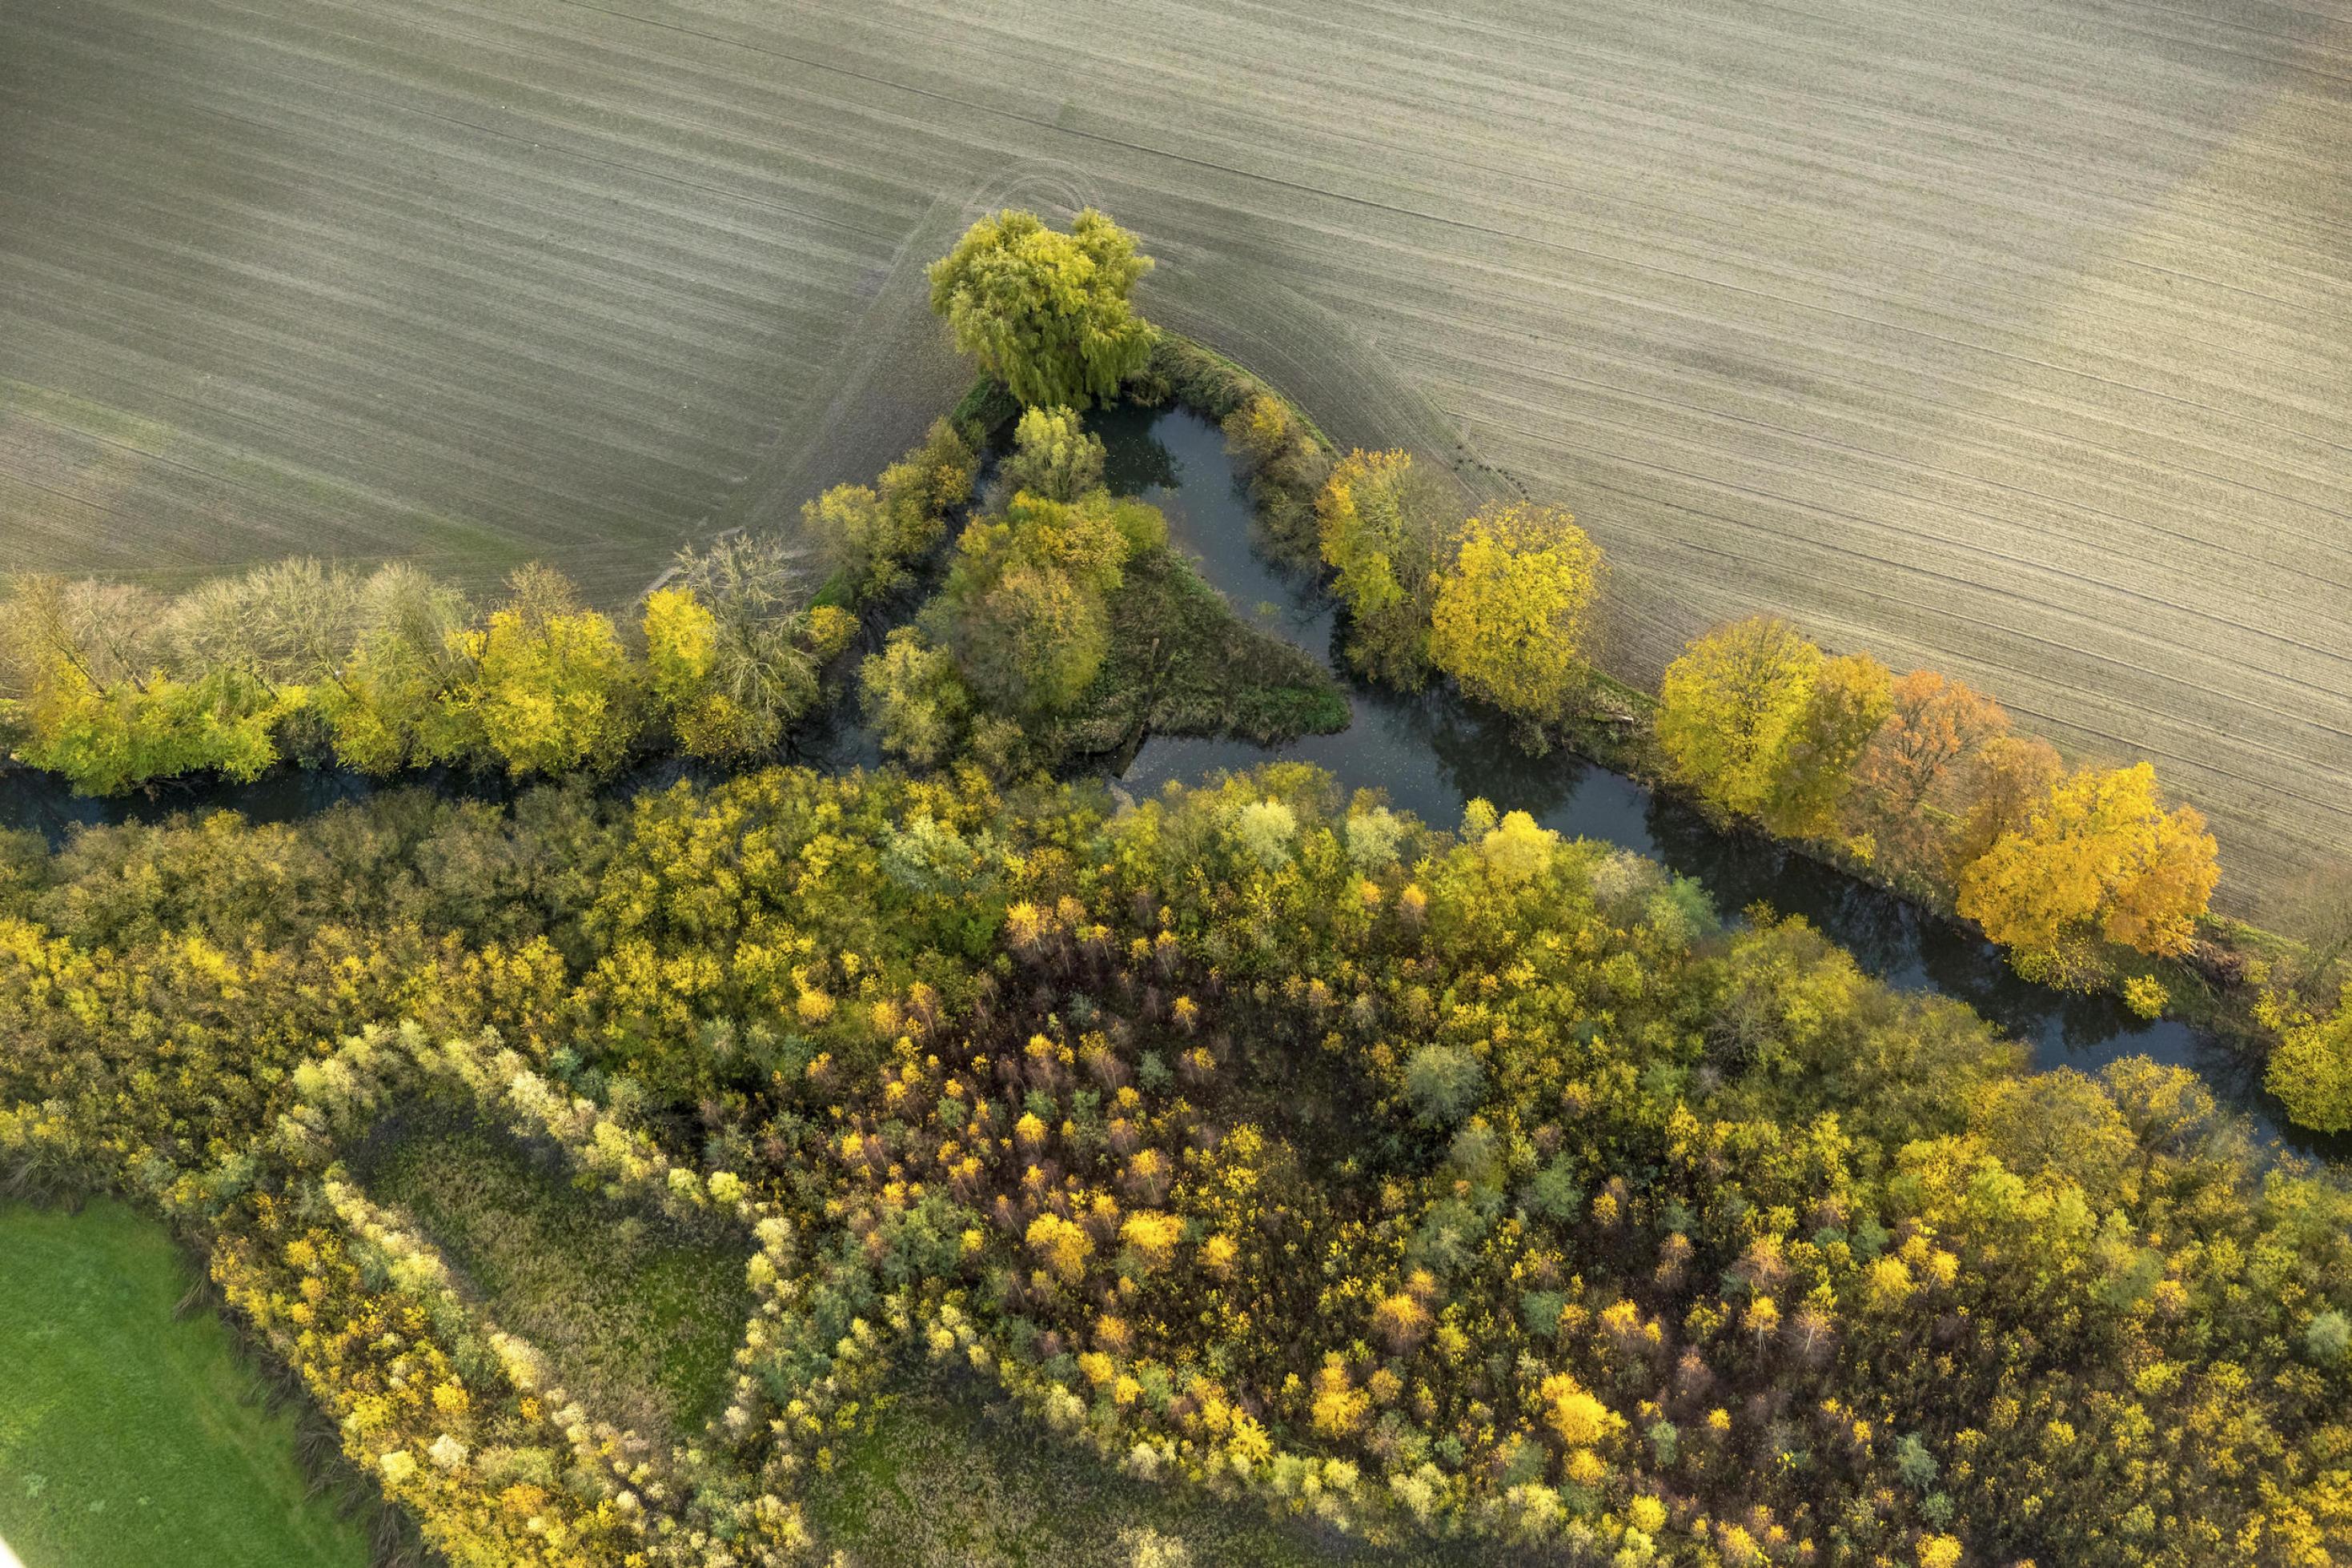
[1048,544,1349,757]
[806,1368,1495,1568]
[355,1116,750,1438]
[0,1201,372,1568]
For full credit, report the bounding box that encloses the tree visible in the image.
[1760,652,1892,839]
[319,564,481,773]
[1656,617,1824,818]
[452,565,643,777]
[1403,1044,1484,1125]
[1427,502,1603,728]
[1317,449,1445,685]
[953,563,1108,716]
[0,573,169,694]
[1847,670,2010,868]
[667,533,835,756]
[930,489,1159,722]
[2266,989,2352,1133]
[805,421,983,603]
[644,587,761,760]
[1222,393,1331,560]
[1002,406,1106,502]
[928,207,1155,410]
[6,666,279,793]
[1956,761,2219,967]
[859,627,969,767]
[166,559,362,696]
[0,573,281,792]
[1224,395,1296,474]
[1943,733,2064,880]
[801,483,897,603]
[873,419,980,587]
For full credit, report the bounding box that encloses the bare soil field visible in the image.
[2,0,2346,914]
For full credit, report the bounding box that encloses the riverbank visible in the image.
[0,348,2330,1153]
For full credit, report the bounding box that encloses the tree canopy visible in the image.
[1427,502,1603,727]
[1,764,2342,1566]
[1316,448,1441,685]
[1656,616,1828,818]
[1002,405,1107,503]
[1957,760,2221,969]
[928,208,1156,410]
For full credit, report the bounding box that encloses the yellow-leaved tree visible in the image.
[643,586,751,760]
[1656,616,1825,818]
[2265,987,2352,1134]
[1759,650,1892,840]
[1316,448,1441,685]
[1956,761,2218,976]
[455,565,642,778]
[1428,502,1603,727]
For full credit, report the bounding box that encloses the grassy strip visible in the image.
[0,1201,373,1568]
[355,1115,750,1439]
[805,1367,1507,1568]
[1045,544,1350,759]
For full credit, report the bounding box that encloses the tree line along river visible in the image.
[0,400,2334,1161]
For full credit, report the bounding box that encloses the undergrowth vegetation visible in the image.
[805,1367,1477,1568]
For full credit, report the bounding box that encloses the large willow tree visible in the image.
[927,207,1155,409]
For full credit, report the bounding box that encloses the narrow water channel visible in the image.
[1097,402,2333,1158]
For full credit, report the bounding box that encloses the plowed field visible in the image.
[3,0,2346,912]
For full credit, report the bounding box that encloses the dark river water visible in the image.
[0,402,2333,1159]
[1096,403,2338,1160]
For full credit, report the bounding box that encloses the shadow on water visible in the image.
[1096,402,2332,1158]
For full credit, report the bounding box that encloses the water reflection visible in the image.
[1099,403,2334,1158]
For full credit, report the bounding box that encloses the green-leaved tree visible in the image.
[928,208,1155,409]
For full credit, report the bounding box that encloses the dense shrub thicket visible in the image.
[2,765,2347,1566]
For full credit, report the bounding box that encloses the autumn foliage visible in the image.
[1,765,2343,1565]
[1427,502,1603,726]
[1957,760,2220,968]
[1657,618,2220,989]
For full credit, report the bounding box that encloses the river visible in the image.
[1097,402,2336,1159]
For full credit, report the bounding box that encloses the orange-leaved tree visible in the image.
[1846,669,2010,870]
